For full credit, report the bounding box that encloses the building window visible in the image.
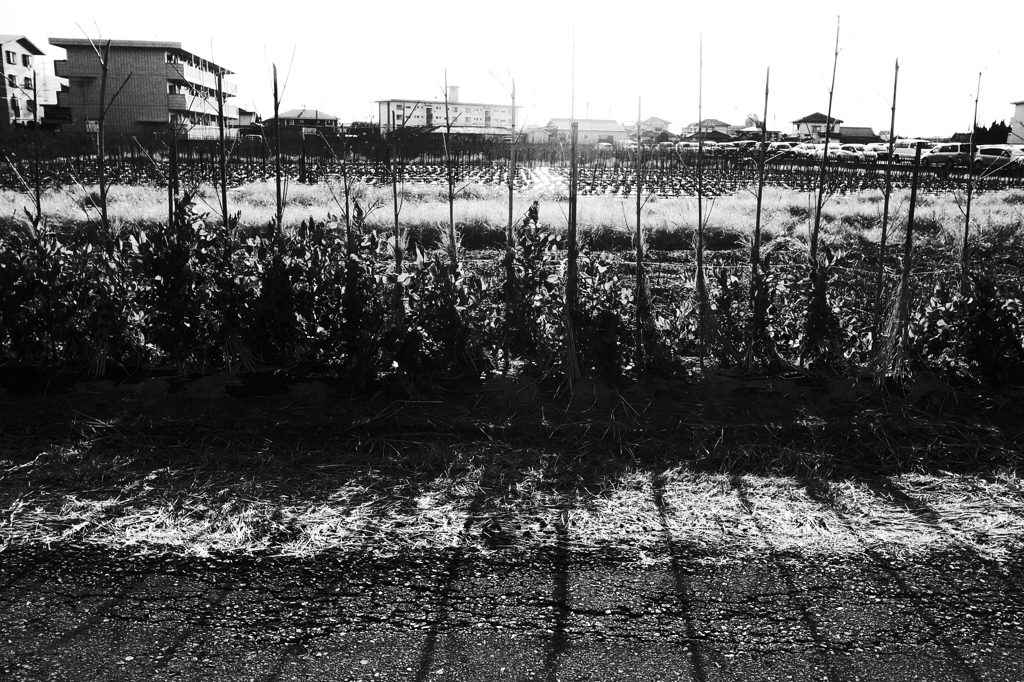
[5,51,15,65]
[10,97,19,117]
[27,99,36,113]
[7,74,15,88]
[23,77,32,89]
[22,54,32,67]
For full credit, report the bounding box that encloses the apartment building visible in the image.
[1,35,45,128]
[377,86,517,135]
[49,38,239,139]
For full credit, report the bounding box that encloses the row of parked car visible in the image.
[601,138,1024,172]
[749,139,1024,172]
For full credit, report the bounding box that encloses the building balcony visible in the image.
[166,63,236,97]
[178,125,239,140]
[168,93,238,119]
[53,59,67,77]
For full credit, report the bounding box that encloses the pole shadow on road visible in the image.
[541,508,570,682]
[651,473,708,682]
[729,474,844,682]
[800,473,986,682]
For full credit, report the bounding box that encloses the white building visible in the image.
[540,118,628,144]
[377,86,517,135]
[1010,101,1024,145]
[1,35,45,127]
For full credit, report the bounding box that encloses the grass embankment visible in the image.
[1,373,1021,561]
[3,182,1024,253]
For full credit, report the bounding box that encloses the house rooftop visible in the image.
[273,109,339,121]
[839,126,876,137]
[48,37,233,74]
[793,112,843,124]
[0,35,44,55]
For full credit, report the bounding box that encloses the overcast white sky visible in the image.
[8,0,1023,138]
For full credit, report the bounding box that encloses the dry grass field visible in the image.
[4,180,1024,253]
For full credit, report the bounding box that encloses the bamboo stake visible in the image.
[565,121,580,383]
[216,71,229,227]
[877,143,922,379]
[802,16,842,370]
[273,64,282,234]
[28,70,41,229]
[391,110,406,327]
[696,36,707,369]
[443,70,458,266]
[810,18,840,268]
[872,59,899,349]
[634,95,650,369]
[97,40,110,236]
[962,72,981,293]
[746,67,780,370]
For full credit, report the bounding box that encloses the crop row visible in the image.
[2,194,1021,385]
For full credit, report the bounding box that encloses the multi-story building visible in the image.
[1,35,45,128]
[49,38,239,139]
[377,86,517,135]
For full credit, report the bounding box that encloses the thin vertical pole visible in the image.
[216,71,229,227]
[635,95,647,365]
[873,60,899,346]
[32,69,41,225]
[273,64,282,234]
[962,72,981,292]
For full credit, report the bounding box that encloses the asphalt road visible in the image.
[2,542,1023,682]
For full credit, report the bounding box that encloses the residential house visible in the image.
[792,112,842,139]
[1,35,44,128]
[377,86,518,136]
[539,118,628,144]
[49,38,239,139]
[683,118,732,135]
[1010,101,1024,144]
[263,108,338,138]
[623,116,675,143]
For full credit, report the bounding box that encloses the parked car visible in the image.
[972,145,1024,173]
[865,142,891,161]
[922,142,972,168]
[764,141,792,158]
[891,139,934,163]
[840,144,876,162]
[791,143,818,158]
